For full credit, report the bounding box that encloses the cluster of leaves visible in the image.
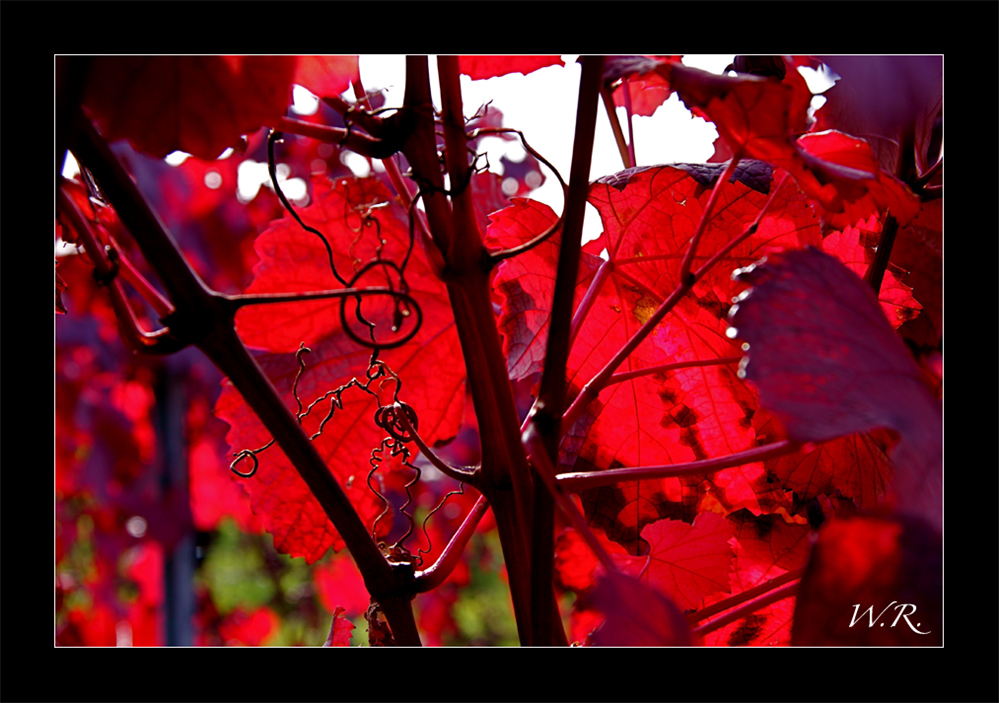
[56,54,941,646]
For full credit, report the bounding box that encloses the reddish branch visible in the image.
[678,157,740,287]
[568,258,613,347]
[414,495,490,593]
[396,55,542,644]
[600,86,634,170]
[606,355,742,385]
[68,113,423,646]
[687,566,805,628]
[57,183,184,354]
[392,401,479,486]
[274,115,400,159]
[691,579,800,639]
[525,55,605,647]
[557,439,802,492]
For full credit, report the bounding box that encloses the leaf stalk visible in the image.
[413,495,490,593]
[557,439,801,492]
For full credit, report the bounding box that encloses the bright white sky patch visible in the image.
[355,55,742,242]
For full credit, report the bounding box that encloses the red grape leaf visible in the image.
[570,166,820,507]
[752,408,894,513]
[483,197,560,252]
[458,55,564,80]
[892,199,942,349]
[323,606,355,646]
[791,514,941,645]
[657,60,920,229]
[214,176,466,563]
[494,165,824,545]
[82,56,297,159]
[729,247,941,531]
[603,55,682,117]
[820,216,922,330]
[615,511,736,612]
[794,131,922,229]
[657,60,810,165]
[292,56,359,98]
[584,571,691,646]
[813,56,942,176]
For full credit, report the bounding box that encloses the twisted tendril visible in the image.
[267,130,348,288]
[229,348,456,566]
[263,131,424,352]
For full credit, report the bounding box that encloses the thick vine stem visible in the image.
[437,55,484,274]
[69,111,423,645]
[526,55,604,648]
[399,56,455,266]
[399,55,543,643]
[523,424,618,576]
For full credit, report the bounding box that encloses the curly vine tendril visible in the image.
[228,348,461,569]
[264,129,424,353]
[367,400,469,569]
[230,345,393,478]
[268,130,348,288]
[229,118,469,564]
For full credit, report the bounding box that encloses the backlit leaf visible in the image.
[215,176,465,562]
[729,247,941,530]
[791,514,941,645]
[458,55,564,80]
[82,56,297,159]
